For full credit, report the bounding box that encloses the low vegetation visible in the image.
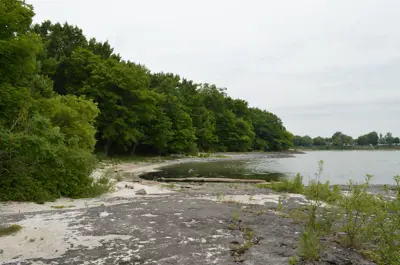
[273,162,400,265]
[0,224,23,237]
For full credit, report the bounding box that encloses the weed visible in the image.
[84,176,113,198]
[299,228,321,261]
[277,196,284,212]
[304,180,342,203]
[233,211,239,221]
[0,224,22,237]
[115,173,123,182]
[216,192,225,202]
[270,173,304,194]
[288,256,299,265]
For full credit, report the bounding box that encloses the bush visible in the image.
[0,115,100,202]
[298,228,320,261]
[270,173,305,194]
[304,180,342,203]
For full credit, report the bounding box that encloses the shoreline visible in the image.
[0,154,388,265]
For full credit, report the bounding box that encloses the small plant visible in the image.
[304,180,342,203]
[84,176,113,198]
[115,173,123,182]
[277,196,284,212]
[338,176,376,248]
[288,256,299,265]
[298,228,321,261]
[216,192,225,202]
[0,224,22,237]
[233,211,239,221]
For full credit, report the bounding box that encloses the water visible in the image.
[141,151,400,185]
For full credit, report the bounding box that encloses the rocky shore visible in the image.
[0,155,376,265]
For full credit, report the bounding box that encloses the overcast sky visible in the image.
[27,0,400,138]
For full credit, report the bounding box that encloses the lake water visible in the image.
[141,151,400,185]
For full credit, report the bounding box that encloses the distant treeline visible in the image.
[293,131,400,148]
[0,1,292,201]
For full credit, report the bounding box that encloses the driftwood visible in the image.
[159,177,269,183]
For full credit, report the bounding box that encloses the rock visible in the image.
[136,189,147,195]
[29,238,35,242]
[0,249,3,254]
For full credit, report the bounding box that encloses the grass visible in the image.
[288,256,299,265]
[0,224,22,237]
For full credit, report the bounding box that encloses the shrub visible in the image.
[298,228,320,261]
[270,173,305,194]
[0,115,99,202]
[304,180,342,203]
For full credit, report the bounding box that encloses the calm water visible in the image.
[142,151,400,185]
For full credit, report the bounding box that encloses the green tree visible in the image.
[332,132,353,148]
[384,132,394,146]
[313,136,326,146]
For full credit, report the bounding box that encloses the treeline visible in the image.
[293,131,400,148]
[32,21,292,156]
[0,1,292,201]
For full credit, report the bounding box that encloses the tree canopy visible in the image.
[0,0,293,201]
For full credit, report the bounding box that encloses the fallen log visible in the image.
[158,177,269,183]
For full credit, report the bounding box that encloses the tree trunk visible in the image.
[131,141,139,156]
[104,139,112,156]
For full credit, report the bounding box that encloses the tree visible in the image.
[357,135,368,146]
[384,132,394,146]
[293,135,313,147]
[313,136,326,146]
[393,137,400,145]
[0,0,100,202]
[366,132,379,145]
[332,132,353,148]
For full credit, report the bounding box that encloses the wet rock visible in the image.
[136,189,147,195]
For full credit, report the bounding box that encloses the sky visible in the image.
[27,0,400,138]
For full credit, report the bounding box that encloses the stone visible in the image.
[135,189,147,195]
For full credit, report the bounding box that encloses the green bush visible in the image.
[0,115,100,202]
[270,173,305,194]
[304,180,342,203]
[298,228,320,261]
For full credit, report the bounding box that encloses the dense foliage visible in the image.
[293,131,400,149]
[31,20,293,155]
[0,0,292,201]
